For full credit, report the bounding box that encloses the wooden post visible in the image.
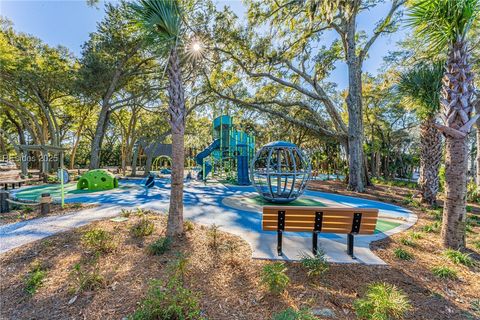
[0,191,9,213]
[40,193,52,214]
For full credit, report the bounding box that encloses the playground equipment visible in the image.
[77,169,119,191]
[152,155,172,172]
[194,115,255,185]
[250,141,311,203]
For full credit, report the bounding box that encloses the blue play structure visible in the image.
[194,115,255,185]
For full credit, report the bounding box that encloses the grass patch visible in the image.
[354,282,411,320]
[69,258,105,293]
[148,237,171,255]
[24,261,46,295]
[394,248,413,261]
[299,250,329,277]
[81,228,116,253]
[261,262,290,294]
[399,237,416,247]
[422,221,440,233]
[443,249,475,267]
[130,217,155,238]
[431,265,458,280]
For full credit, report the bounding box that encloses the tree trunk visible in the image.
[166,48,186,237]
[441,137,468,248]
[89,107,110,169]
[476,120,480,185]
[419,118,442,205]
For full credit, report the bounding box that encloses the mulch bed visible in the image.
[0,183,479,319]
[0,203,98,225]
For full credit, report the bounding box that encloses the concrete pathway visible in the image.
[2,179,417,264]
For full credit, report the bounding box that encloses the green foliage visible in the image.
[24,261,46,295]
[183,220,194,232]
[443,249,475,267]
[473,239,480,250]
[394,248,414,261]
[272,307,317,320]
[71,202,82,209]
[148,237,172,255]
[81,228,116,253]
[397,62,444,119]
[129,277,203,320]
[70,260,105,292]
[431,265,458,279]
[221,239,240,266]
[120,208,132,218]
[261,262,290,294]
[354,282,411,320]
[407,0,480,52]
[21,205,34,214]
[371,177,418,189]
[422,221,440,233]
[299,250,329,277]
[427,209,443,221]
[130,217,155,238]
[408,231,423,240]
[168,253,190,284]
[399,237,416,247]
[467,181,480,203]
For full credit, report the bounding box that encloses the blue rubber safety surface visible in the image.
[22,178,410,240]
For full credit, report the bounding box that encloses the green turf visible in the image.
[246,195,326,207]
[375,219,401,233]
[14,182,130,200]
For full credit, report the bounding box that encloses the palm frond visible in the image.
[407,0,480,52]
[397,61,444,119]
[129,0,182,51]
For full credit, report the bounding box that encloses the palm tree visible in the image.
[408,0,479,248]
[131,0,186,237]
[398,62,444,206]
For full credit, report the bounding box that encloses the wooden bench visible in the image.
[262,206,379,258]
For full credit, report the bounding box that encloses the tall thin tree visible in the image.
[131,0,186,236]
[409,0,480,248]
[398,62,444,206]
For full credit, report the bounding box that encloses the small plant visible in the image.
[467,180,480,203]
[473,239,480,250]
[24,261,46,295]
[183,220,194,232]
[71,202,82,209]
[272,307,317,320]
[130,217,155,238]
[299,250,329,277]
[399,237,416,247]
[354,282,411,320]
[470,299,480,314]
[427,209,442,221]
[443,249,475,267]
[208,224,221,250]
[221,239,240,266]
[21,205,34,214]
[81,228,116,253]
[148,237,171,255]
[408,231,423,240]
[70,261,105,293]
[431,265,458,280]
[168,253,190,284]
[394,248,413,261]
[261,262,290,294]
[129,277,202,320]
[422,221,440,233]
[135,207,145,216]
[120,209,132,218]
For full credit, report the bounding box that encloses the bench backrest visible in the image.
[262,206,379,234]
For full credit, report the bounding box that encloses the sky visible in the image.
[0,0,409,90]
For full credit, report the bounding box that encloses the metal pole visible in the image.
[60,151,64,208]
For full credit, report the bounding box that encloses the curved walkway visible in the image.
[1,179,416,265]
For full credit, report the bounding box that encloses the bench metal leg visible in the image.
[312,232,318,255]
[347,233,356,259]
[277,230,283,256]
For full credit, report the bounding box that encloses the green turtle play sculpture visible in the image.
[77,169,119,191]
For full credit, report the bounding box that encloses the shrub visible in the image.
[148,237,171,255]
[474,240,480,250]
[354,282,411,320]
[299,250,329,277]
[22,205,34,214]
[431,266,458,280]
[120,209,132,218]
[130,217,155,238]
[427,209,442,221]
[261,262,290,294]
[183,220,195,232]
[467,181,480,203]
[221,239,240,266]
[272,307,317,320]
[70,261,105,293]
[168,253,190,284]
[394,248,413,261]
[81,228,116,253]
[208,224,221,250]
[443,249,475,267]
[408,231,423,240]
[25,262,46,295]
[129,278,202,320]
